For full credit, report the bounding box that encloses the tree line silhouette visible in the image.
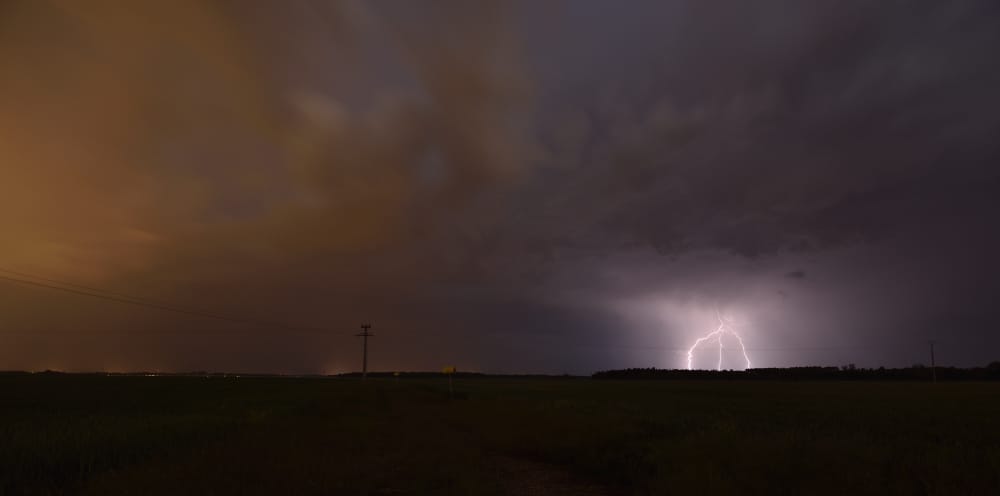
[592,363,1000,381]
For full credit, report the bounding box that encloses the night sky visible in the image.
[2,0,999,374]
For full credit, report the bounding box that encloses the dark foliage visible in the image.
[592,365,1000,381]
[2,375,999,494]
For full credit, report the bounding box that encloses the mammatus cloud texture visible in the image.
[1,0,998,373]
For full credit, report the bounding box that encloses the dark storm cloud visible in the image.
[525,0,1000,260]
[518,0,1000,368]
[453,0,1000,368]
[1,0,998,372]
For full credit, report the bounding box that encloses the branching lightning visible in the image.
[686,309,753,371]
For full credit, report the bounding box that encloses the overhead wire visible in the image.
[0,269,330,334]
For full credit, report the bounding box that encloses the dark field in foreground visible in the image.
[2,374,998,495]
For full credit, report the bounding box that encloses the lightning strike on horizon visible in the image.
[686,309,753,371]
[717,332,724,370]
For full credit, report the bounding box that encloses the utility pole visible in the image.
[929,340,937,383]
[356,323,373,380]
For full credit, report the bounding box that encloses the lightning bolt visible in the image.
[686,309,753,371]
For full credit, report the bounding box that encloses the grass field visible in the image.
[2,374,998,495]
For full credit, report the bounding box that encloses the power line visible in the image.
[0,267,161,302]
[0,272,326,334]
